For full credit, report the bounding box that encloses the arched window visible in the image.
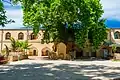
[5,32,11,40]
[30,33,37,40]
[114,31,120,39]
[18,32,24,40]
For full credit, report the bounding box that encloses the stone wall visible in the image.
[114,53,120,60]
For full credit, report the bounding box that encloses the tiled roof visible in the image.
[0,27,45,30]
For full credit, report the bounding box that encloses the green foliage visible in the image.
[1,44,9,57]
[1,49,6,55]
[88,19,107,49]
[22,40,32,50]
[10,37,18,51]
[12,0,107,49]
[4,44,9,57]
[0,0,14,27]
[10,37,32,52]
[112,44,117,53]
[0,0,7,27]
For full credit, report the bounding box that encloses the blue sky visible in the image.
[0,0,120,29]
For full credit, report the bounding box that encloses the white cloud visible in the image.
[101,0,120,20]
[101,0,120,9]
[6,9,23,19]
[4,7,23,28]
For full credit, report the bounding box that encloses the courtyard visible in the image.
[0,59,120,80]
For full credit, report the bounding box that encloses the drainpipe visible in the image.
[109,29,112,43]
[26,27,29,55]
[109,28,113,56]
[27,28,29,40]
[1,29,3,52]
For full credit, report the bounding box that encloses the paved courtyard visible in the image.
[0,59,120,80]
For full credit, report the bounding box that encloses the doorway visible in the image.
[33,50,37,56]
[103,49,109,58]
[91,52,96,57]
[41,47,51,56]
[28,47,38,56]
[76,50,83,59]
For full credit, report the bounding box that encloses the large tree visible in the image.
[12,0,107,49]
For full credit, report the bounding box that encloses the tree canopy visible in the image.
[12,0,107,49]
[0,0,7,27]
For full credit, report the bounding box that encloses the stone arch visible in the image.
[29,47,38,56]
[41,47,51,56]
[18,32,24,40]
[57,42,66,59]
[5,32,11,40]
[30,33,38,40]
[114,31,120,39]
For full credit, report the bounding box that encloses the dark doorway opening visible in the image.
[91,52,96,57]
[33,50,37,56]
[116,47,120,53]
[76,50,83,59]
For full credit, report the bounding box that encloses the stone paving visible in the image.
[0,59,120,80]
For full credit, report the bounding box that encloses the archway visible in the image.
[5,32,11,40]
[114,31,120,39]
[18,32,24,40]
[29,47,38,56]
[41,47,51,56]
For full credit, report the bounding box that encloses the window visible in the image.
[116,47,120,53]
[5,32,11,40]
[114,31,120,39]
[30,33,37,40]
[18,32,24,40]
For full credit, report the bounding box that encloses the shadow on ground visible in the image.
[0,61,120,80]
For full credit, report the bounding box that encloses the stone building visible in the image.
[0,27,120,58]
[0,28,53,57]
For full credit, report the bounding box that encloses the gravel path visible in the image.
[0,59,120,80]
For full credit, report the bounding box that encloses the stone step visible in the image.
[28,56,49,60]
